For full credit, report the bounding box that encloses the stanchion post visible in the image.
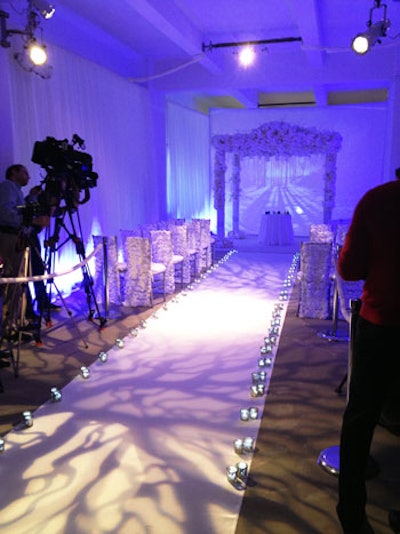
[317,298,361,476]
[102,236,110,319]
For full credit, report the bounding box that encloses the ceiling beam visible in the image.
[286,0,325,68]
[124,0,222,75]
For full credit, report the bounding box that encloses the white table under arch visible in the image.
[211,121,342,243]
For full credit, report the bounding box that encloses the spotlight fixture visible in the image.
[0,0,53,77]
[238,45,256,67]
[351,0,390,54]
[32,0,55,20]
[27,39,47,64]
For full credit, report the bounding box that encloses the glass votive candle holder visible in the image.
[129,327,139,337]
[226,465,238,482]
[258,357,266,367]
[243,437,254,453]
[80,366,90,379]
[249,407,259,420]
[258,371,267,382]
[252,372,261,384]
[236,461,248,479]
[115,338,124,348]
[261,344,272,354]
[0,438,5,453]
[22,410,33,428]
[257,383,265,395]
[50,387,62,402]
[264,357,273,367]
[250,385,260,397]
[98,351,108,363]
[240,408,249,421]
[233,438,243,454]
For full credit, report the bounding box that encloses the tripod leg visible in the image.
[50,278,89,349]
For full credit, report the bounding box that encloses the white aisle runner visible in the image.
[0,251,295,534]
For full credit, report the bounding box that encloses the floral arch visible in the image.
[211,121,342,242]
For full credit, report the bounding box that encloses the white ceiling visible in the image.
[4,0,400,110]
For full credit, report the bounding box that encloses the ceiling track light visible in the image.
[203,37,302,69]
[351,0,390,54]
[202,36,302,54]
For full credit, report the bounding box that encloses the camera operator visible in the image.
[0,164,50,333]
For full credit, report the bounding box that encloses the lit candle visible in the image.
[249,407,259,420]
[243,437,254,453]
[115,338,124,348]
[22,410,33,427]
[236,461,248,479]
[250,385,259,397]
[80,366,90,379]
[226,465,238,482]
[233,438,243,454]
[98,351,108,363]
[50,387,62,401]
[240,408,249,421]
[252,372,260,383]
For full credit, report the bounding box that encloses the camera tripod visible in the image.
[0,242,42,378]
[43,203,106,329]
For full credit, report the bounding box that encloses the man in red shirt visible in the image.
[336,169,400,533]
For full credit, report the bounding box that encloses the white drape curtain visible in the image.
[166,102,212,226]
[6,45,159,293]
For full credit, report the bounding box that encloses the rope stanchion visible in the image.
[0,243,104,359]
[0,242,103,286]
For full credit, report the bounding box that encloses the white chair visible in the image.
[139,223,158,238]
[92,235,121,305]
[150,229,178,295]
[192,218,212,272]
[186,221,200,279]
[169,223,191,286]
[309,223,334,243]
[119,235,166,308]
[298,241,333,319]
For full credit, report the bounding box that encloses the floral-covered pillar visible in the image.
[323,152,337,224]
[214,146,227,243]
[231,153,241,238]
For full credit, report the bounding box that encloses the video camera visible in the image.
[31,135,98,210]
